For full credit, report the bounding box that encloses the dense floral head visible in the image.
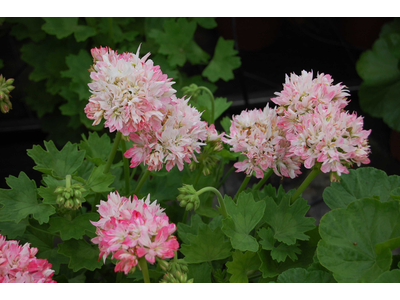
[223,104,302,179]
[286,103,371,175]
[124,95,208,172]
[271,70,349,133]
[85,45,176,135]
[91,191,179,275]
[0,235,56,283]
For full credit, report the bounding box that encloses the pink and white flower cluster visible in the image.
[91,192,179,275]
[223,105,301,179]
[86,46,213,172]
[271,70,371,175]
[0,235,56,283]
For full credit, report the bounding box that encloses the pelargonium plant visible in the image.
[1,44,399,284]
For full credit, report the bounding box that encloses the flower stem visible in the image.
[120,139,130,195]
[138,257,150,283]
[216,166,235,189]
[133,169,151,195]
[104,131,122,175]
[253,169,273,190]
[108,17,115,48]
[233,175,251,202]
[182,210,189,224]
[193,166,203,189]
[290,167,321,204]
[198,86,215,124]
[197,187,228,218]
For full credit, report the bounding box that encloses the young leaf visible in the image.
[317,198,400,282]
[202,37,241,82]
[277,268,335,283]
[180,224,232,264]
[262,194,315,245]
[27,140,86,178]
[58,239,103,272]
[323,167,400,209]
[222,193,266,252]
[48,213,99,240]
[226,250,261,283]
[0,172,55,224]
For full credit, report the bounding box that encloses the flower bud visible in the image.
[54,186,65,194]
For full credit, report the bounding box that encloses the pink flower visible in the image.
[0,235,56,283]
[223,105,301,179]
[91,192,179,275]
[124,95,208,172]
[85,45,176,135]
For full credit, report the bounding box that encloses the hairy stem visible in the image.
[197,186,227,218]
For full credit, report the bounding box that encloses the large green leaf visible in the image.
[262,194,315,245]
[58,239,103,272]
[187,262,212,283]
[222,192,266,252]
[374,269,400,282]
[79,132,113,166]
[27,140,86,178]
[202,37,241,82]
[42,17,96,42]
[323,167,400,209]
[0,218,29,239]
[0,172,55,224]
[356,18,400,130]
[86,165,115,193]
[226,250,261,283]
[48,213,99,240]
[277,268,335,283]
[194,95,232,123]
[8,17,46,42]
[317,198,400,282]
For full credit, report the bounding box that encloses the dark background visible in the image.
[1,17,399,191]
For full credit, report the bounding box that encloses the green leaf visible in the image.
[277,268,336,283]
[262,194,315,245]
[79,132,113,166]
[0,172,55,224]
[27,140,86,178]
[58,239,103,272]
[220,116,231,135]
[73,25,96,42]
[38,175,87,205]
[177,214,205,244]
[193,17,217,29]
[41,17,96,42]
[180,222,232,264]
[187,262,212,283]
[9,17,46,42]
[374,269,400,282]
[195,95,232,123]
[317,198,400,282]
[258,227,275,250]
[0,219,29,239]
[323,167,400,209]
[202,37,241,82]
[226,250,261,283]
[356,19,400,131]
[222,193,266,252]
[48,213,99,240]
[87,165,115,193]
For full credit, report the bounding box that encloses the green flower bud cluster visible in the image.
[181,84,201,101]
[55,183,86,210]
[159,259,193,283]
[0,74,15,113]
[177,184,200,211]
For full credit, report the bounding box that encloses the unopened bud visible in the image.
[54,186,64,194]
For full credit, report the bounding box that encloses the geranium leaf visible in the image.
[48,213,99,240]
[27,140,86,178]
[187,262,212,283]
[317,198,400,282]
[262,194,315,245]
[222,192,265,252]
[42,17,78,39]
[79,132,113,166]
[277,268,336,283]
[9,17,46,42]
[196,95,232,123]
[87,165,115,193]
[193,17,217,29]
[73,25,96,42]
[0,218,29,239]
[180,223,232,264]
[323,167,400,209]
[374,269,400,282]
[0,172,55,224]
[58,239,103,272]
[258,227,275,250]
[226,250,261,283]
[177,214,206,244]
[202,37,241,82]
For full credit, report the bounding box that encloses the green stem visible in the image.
[216,166,235,189]
[138,257,150,283]
[198,86,215,124]
[133,169,151,195]
[233,175,251,202]
[108,17,115,48]
[104,131,122,175]
[65,174,71,189]
[181,210,189,224]
[253,169,273,190]
[28,224,60,238]
[120,139,130,196]
[197,187,227,218]
[116,271,122,283]
[290,167,321,204]
[193,166,203,189]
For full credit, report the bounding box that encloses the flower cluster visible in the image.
[271,70,371,175]
[0,235,56,283]
[224,105,302,179]
[91,192,179,275]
